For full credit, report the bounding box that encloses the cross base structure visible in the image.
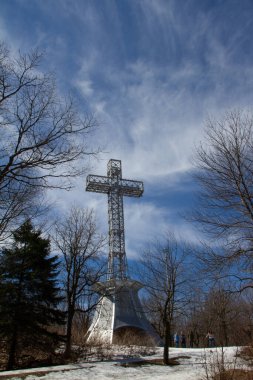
[86,279,161,345]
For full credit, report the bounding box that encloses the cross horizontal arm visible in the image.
[119,179,144,197]
[86,174,111,194]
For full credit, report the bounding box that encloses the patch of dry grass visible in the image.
[239,346,253,366]
[213,369,253,380]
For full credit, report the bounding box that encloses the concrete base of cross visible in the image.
[86,279,162,346]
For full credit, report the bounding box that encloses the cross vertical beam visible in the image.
[86,159,144,280]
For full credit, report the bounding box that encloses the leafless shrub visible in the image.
[201,347,242,380]
[113,327,155,347]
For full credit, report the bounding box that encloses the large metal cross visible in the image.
[86,159,144,280]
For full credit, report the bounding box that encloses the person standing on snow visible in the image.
[189,330,194,348]
[206,331,215,347]
[174,332,179,348]
[181,332,186,348]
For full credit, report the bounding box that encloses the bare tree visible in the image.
[190,285,248,347]
[53,207,106,358]
[193,109,253,290]
[0,42,98,240]
[139,234,189,365]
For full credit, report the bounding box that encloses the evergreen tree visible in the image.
[0,221,65,370]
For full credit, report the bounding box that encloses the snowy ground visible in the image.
[0,346,249,380]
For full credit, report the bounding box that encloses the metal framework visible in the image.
[86,159,144,280]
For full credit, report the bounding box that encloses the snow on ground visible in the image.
[0,346,247,380]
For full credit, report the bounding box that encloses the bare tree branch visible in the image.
[192,109,253,290]
[53,206,106,357]
[139,233,190,364]
[0,42,100,240]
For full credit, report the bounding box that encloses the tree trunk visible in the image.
[64,305,75,358]
[7,326,18,370]
[221,320,228,346]
[163,320,170,365]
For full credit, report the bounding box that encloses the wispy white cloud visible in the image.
[124,200,201,259]
[74,58,205,181]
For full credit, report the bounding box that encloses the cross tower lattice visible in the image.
[86,159,144,280]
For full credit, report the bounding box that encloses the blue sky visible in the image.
[1,0,253,258]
